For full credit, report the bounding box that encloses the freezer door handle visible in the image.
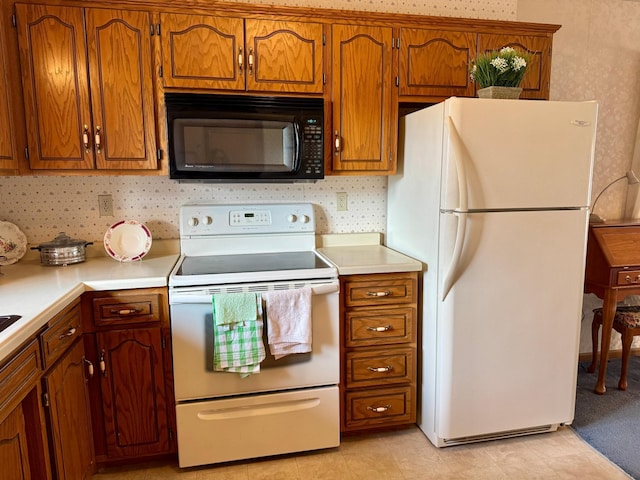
[447,116,469,212]
[442,211,467,301]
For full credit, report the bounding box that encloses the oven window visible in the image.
[173,118,298,172]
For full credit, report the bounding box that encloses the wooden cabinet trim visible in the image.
[0,339,41,420]
[40,298,83,370]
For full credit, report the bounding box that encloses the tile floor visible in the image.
[91,426,631,479]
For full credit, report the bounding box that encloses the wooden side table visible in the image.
[584,221,640,394]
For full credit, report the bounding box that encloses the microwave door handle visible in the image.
[294,120,301,170]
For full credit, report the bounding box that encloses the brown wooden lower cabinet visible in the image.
[43,339,95,480]
[340,272,418,432]
[91,328,171,459]
[82,288,176,466]
[0,404,32,479]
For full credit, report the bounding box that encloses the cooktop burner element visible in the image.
[177,251,332,276]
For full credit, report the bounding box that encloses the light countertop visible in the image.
[0,233,421,363]
[0,240,179,363]
[317,233,422,275]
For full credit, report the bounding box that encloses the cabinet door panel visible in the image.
[86,9,157,170]
[0,28,16,171]
[0,405,31,480]
[45,340,94,480]
[332,24,396,173]
[246,20,324,93]
[477,34,552,99]
[16,4,94,169]
[97,328,169,458]
[160,13,244,90]
[399,29,475,98]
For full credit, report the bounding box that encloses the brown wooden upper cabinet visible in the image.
[398,28,476,98]
[160,13,324,94]
[16,4,158,170]
[476,33,552,100]
[0,20,17,172]
[331,24,397,174]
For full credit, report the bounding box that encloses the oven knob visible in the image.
[188,217,199,227]
[201,216,212,225]
[287,214,298,223]
[300,215,310,224]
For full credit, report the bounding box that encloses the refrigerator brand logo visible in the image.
[570,120,591,127]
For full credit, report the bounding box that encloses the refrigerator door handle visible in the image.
[447,116,469,212]
[442,211,467,301]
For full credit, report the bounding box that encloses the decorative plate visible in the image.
[0,221,28,266]
[104,220,152,262]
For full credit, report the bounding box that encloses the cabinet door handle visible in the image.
[367,404,391,413]
[58,326,76,340]
[367,365,393,373]
[625,275,640,283]
[366,290,391,297]
[85,358,94,378]
[334,131,341,153]
[99,350,107,376]
[248,47,254,75]
[366,325,392,332]
[94,126,102,154]
[82,125,90,152]
[238,47,243,73]
[110,308,141,315]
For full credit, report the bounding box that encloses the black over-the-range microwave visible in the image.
[165,93,324,183]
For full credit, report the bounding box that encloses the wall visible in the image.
[518,0,640,354]
[0,0,517,245]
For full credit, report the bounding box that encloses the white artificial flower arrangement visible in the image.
[470,47,530,89]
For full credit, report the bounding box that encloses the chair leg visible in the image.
[588,312,601,373]
[618,330,633,390]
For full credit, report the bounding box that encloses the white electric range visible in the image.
[168,203,340,468]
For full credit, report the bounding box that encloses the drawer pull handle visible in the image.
[366,290,391,297]
[111,308,141,315]
[58,327,76,339]
[367,325,391,332]
[367,405,391,413]
[367,365,393,373]
[625,275,640,283]
[99,350,107,376]
[85,358,94,378]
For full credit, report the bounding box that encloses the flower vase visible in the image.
[477,86,522,99]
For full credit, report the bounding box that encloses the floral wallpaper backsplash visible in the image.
[227,0,517,19]
[0,176,388,244]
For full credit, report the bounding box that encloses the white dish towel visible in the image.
[263,287,312,360]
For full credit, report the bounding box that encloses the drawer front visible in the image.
[617,270,640,286]
[0,339,41,416]
[40,299,82,369]
[344,275,416,307]
[344,386,415,430]
[346,307,415,347]
[92,294,160,327]
[346,347,414,388]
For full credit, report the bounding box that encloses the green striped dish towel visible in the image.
[212,293,266,377]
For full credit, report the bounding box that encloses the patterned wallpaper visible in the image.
[0,175,387,243]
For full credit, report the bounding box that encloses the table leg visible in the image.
[595,289,617,394]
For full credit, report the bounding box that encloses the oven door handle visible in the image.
[170,282,339,304]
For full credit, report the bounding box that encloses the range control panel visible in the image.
[180,203,316,237]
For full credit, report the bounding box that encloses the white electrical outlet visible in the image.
[98,195,113,217]
[336,192,348,211]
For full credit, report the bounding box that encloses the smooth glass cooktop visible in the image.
[177,251,332,276]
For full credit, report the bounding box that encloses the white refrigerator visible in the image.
[387,97,598,447]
